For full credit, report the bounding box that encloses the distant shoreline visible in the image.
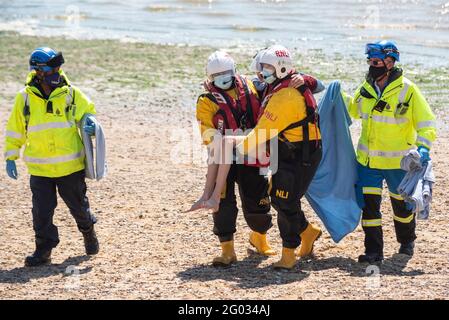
[1,31,448,111]
[1,0,448,69]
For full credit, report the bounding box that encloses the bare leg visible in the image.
[187,137,222,212]
[203,138,234,212]
[202,164,231,213]
[186,162,219,212]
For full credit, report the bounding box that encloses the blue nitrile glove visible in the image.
[417,146,430,165]
[83,116,96,136]
[6,160,18,180]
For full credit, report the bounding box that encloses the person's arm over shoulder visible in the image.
[314,79,326,94]
[410,83,436,149]
[4,91,27,160]
[237,88,304,155]
[302,74,326,94]
[196,94,219,145]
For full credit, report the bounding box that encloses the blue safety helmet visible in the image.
[365,40,400,62]
[29,47,65,72]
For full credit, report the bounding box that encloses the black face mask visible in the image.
[43,72,62,88]
[368,65,388,81]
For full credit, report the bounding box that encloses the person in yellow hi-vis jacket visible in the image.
[214,45,323,270]
[345,41,437,264]
[4,47,100,267]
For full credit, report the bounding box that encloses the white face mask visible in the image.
[262,68,276,84]
[213,74,233,90]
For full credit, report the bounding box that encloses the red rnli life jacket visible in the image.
[201,75,267,167]
[260,73,320,166]
[207,75,261,133]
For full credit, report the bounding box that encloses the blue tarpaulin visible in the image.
[305,81,362,243]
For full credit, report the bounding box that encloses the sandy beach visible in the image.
[0,31,448,299]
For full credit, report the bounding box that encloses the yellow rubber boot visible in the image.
[273,247,296,270]
[249,231,276,256]
[297,223,322,258]
[212,240,237,267]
